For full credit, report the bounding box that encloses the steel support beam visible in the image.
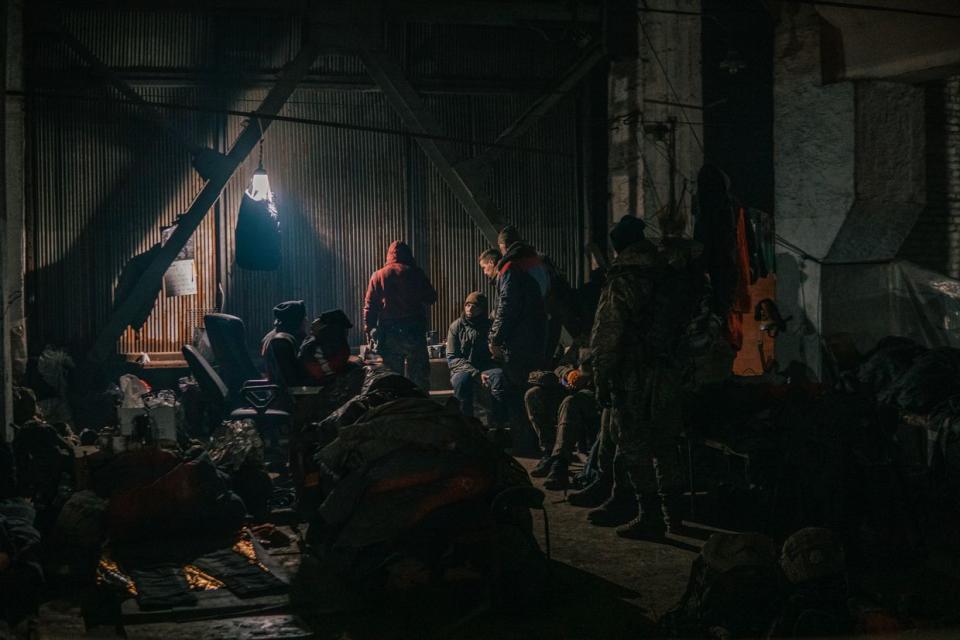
[463,42,605,173]
[42,0,601,25]
[387,0,601,25]
[354,35,504,245]
[40,21,206,157]
[86,37,323,364]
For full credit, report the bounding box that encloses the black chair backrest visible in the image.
[204,313,262,393]
[182,345,229,404]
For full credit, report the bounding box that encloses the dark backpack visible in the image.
[666,532,782,636]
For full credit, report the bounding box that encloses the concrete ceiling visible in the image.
[816,0,960,82]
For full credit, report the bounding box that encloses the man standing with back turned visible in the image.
[363,240,437,390]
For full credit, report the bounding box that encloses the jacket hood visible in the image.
[273,300,305,329]
[497,242,537,269]
[463,291,489,317]
[385,241,415,266]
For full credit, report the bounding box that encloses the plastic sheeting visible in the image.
[889,261,960,347]
[823,260,960,358]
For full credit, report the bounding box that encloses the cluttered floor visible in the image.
[8,336,960,639]
[22,453,960,640]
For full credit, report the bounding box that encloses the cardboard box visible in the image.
[118,405,177,441]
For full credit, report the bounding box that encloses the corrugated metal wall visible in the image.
[27,10,585,355]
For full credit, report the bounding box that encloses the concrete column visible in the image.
[3,0,24,437]
[608,0,702,239]
[775,4,926,378]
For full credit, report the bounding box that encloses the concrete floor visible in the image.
[31,450,960,639]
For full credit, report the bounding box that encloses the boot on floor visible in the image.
[530,454,556,478]
[543,458,569,491]
[587,481,638,527]
[567,473,613,508]
[616,494,666,540]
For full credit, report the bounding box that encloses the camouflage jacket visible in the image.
[589,240,659,390]
[590,238,706,391]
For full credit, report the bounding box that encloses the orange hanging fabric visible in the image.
[726,207,753,351]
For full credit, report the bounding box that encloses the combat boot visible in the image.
[567,472,613,508]
[587,479,638,527]
[529,454,555,478]
[542,458,569,491]
[616,494,666,540]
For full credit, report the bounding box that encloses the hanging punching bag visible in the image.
[235,170,281,271]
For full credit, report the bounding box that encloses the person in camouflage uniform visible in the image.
[587,215,706,539]
[524,344,599,488]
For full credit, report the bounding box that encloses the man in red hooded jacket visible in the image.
[363,241,438,389]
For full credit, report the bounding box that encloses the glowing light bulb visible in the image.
[247,167,272,202]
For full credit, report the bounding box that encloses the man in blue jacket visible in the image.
[488,225,548,385]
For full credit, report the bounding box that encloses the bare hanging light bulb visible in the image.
[246,139,273,202]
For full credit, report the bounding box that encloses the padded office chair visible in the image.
[182,345,288,444]
[203,313,262,398]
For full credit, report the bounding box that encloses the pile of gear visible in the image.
[665,527,857,639]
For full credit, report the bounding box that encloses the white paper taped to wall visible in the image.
[164,259,197,297]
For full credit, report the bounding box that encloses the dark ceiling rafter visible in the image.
[459,40,606,176]
[347,25,505,245]
[38,0,602,24]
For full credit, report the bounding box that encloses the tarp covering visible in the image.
[824,260,960,357]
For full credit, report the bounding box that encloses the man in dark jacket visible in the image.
[588,215,706,539]
[363,241,437,390]
[446,292,507,422]
[299,309,353,385]
[489,226,548,384]
[260,300,308,385]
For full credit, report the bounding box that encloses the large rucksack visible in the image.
[666,532,782,636]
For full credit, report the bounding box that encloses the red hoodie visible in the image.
[363,241,438,332]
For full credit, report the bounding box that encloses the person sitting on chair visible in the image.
[260,300,308,386]
[299,309,353,385]
[446,292,507,426]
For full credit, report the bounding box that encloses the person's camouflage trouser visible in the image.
[609,365,685,499]
[524,384,565,452]
[551,390,599,460]
[377,323,430,390]
[596,408,615,476]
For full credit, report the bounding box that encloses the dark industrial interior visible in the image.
[1,0,959,638]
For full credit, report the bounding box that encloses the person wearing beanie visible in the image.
[298,309,354,385]
[446,292,507,423]
[585,215,707,540]
[363,241,437,390]
[260,300,308,385]
[608,215,648,254]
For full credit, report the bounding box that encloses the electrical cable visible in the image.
[637,18,704,153]
[7,88,573,158]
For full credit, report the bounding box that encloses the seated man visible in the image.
[540,359,599,490]
[446,292,507,425]
[298,309,353,385]
[260,300,308,386]
[525,345,599,485]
